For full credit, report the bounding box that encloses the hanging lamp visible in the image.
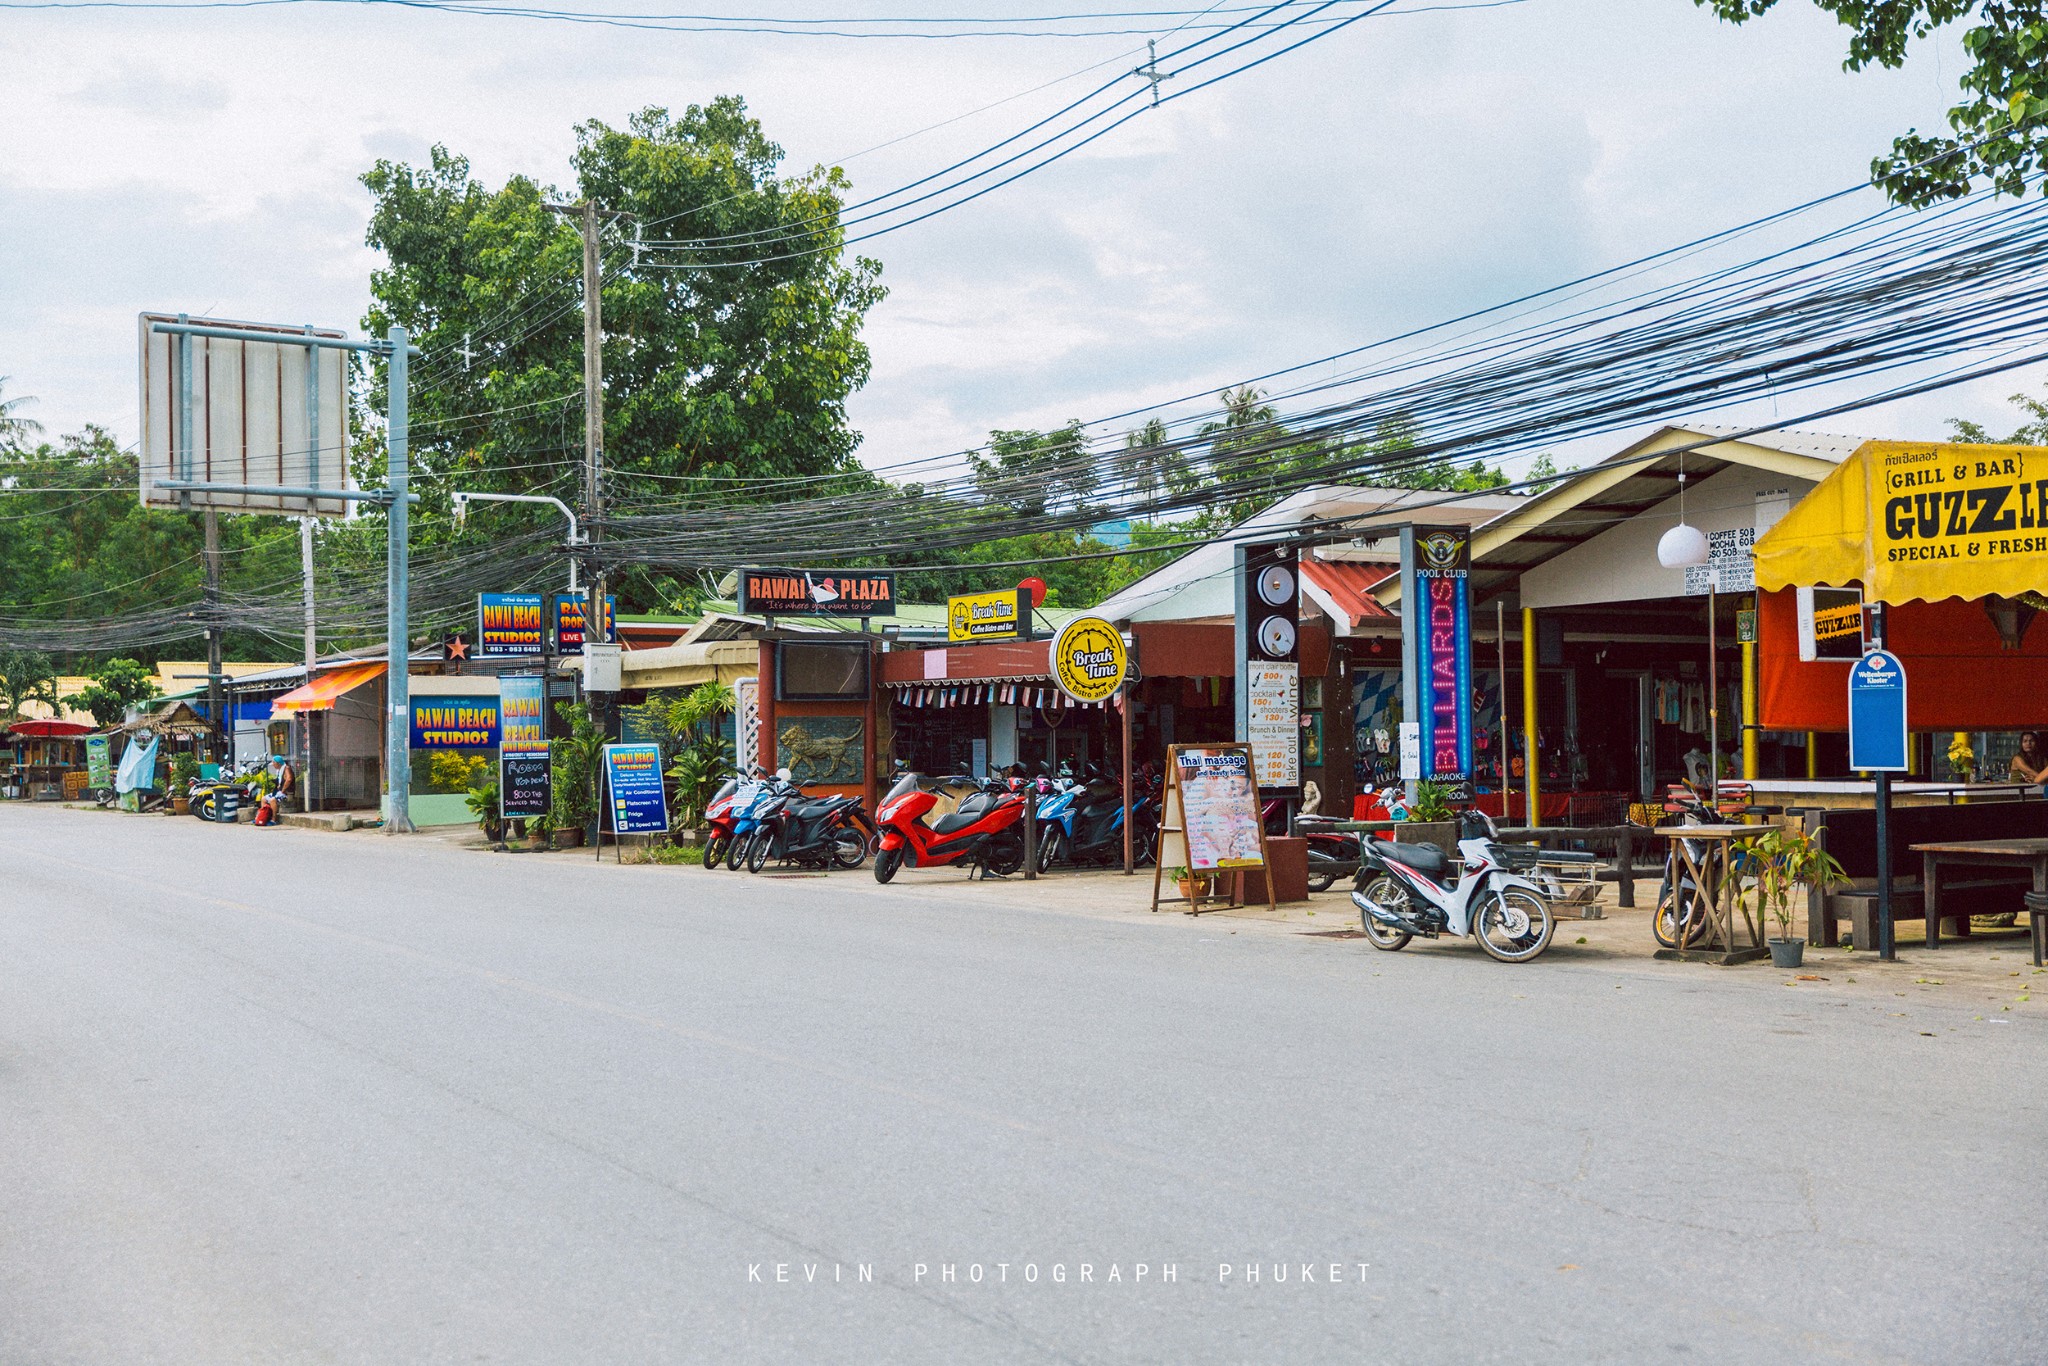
[1657,451,1710,568]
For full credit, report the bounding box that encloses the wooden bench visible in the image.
[2027,893,2047,969]
[1801,802,2048,946]
[1831,876,2033,949]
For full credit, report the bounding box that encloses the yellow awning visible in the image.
[271,662,386,714]
[1754,439,2048,603]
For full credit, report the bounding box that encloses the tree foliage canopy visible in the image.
[1698,2,2048,204]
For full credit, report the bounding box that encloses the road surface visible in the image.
[3,805,2042,1363]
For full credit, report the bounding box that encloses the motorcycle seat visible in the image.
[788,799,844,818]
[1372,838,1448,876]
[930,811,983,836]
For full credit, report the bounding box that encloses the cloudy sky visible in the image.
[0,0,2028,480]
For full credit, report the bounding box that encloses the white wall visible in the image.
[1519,464,1815,610]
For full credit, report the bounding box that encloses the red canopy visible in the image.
[7,719,93,738]
[1758,588,2048,731]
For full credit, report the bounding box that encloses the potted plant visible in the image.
[168,752,198,815]
[1169,866,1212,900]
[1745,824,1847,968]
[550,701,604,847]
[465,776,504,845]
[528,809,555,851]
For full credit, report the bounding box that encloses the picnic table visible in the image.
[1910,838,2048,955]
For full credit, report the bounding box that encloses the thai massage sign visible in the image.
[410,695,501,749]
[1756,441,2048,604]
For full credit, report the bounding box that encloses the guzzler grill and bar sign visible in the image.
[738,568,897,617]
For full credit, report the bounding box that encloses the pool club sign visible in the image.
[1400,526,1474,792]
[1051,616,1127,705]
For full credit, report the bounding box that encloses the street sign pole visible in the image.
[386,324,413,834]
[1848,607,1908,961]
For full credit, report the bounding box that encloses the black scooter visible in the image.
[745,780,870,873]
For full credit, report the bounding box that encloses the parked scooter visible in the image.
[745,777,870,873]
[1291,817,1363,893]
[728,770,797,873]
[1351,808,1556,962]
[190,761,258,823]
[871,770,1026,882]
[702,772,768,870]
[1034,762,1158,870]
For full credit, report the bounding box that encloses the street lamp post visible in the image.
[451,492,584,593]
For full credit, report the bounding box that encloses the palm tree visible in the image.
[0,377,43,447]
[1120,417,1189,504]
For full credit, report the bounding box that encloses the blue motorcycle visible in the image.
[1033,762,1158,871]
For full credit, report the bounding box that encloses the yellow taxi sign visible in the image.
[1051,616,1127,704]
[947,588,1022,642]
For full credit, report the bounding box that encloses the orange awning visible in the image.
[270,662,386,714]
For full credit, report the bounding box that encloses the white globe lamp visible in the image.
[1658,522,1710,568]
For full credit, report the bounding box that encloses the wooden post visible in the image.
[1121,682,1134,875]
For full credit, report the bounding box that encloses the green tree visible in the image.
[358,99,887,609]
[1695,2,2048,205]
[967,421,1098,518]
[0,647,60,722]
[1948,378,2048,443]
[67,657,158,727]
[1119,416,1192,503]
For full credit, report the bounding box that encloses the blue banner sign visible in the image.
[1848,649,1909,772]
[603,742,669,834]
[553,595,616,654]
[410,695,501,750]
[499,674,548,755]
[478,593,546,657]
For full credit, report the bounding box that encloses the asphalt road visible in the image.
[3,805,2043,1365]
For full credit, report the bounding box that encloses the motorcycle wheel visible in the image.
[1035,827,1065,873]
[726,832,753,870]
[1306,851,1340,894]
[873,846,903,884]
[984,827,1025,877]
[1652,875,1712,949]
[1132,825,1157,868]
[703,834,730,871]
[1476,888,1554,963]
[830,826,867,869]
[1356,876,1412,951]
[746,831,772,873]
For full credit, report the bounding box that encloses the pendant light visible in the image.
[1657,451,1710,569]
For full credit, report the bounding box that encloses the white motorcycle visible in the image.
[1350,809,1556,962]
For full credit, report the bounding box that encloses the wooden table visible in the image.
[1652,824,1772,966]
[1911,838,2048,953]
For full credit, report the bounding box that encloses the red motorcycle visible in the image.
[872,771,1027,883]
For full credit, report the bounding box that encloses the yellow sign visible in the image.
[1050,616,1127,704]
[947,588,1022,642]
[1755,440,2048,603]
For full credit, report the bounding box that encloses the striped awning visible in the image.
[887,680,1119,710]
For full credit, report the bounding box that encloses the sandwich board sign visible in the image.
[137,312,353,516]
[1848,649,1909,772]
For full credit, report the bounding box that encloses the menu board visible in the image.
[1244,661,1299,790]
[1172,745,1266,871]
[602,742,670,835]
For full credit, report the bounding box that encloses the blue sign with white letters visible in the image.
[1848,649,1909,772]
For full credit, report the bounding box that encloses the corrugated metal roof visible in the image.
[1674,423,1866,462]
[1299,558,1397,629]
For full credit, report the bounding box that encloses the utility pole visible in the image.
[548,198,610,733]
[582,197,606,723]
[301,515,318,812]
[204,508,223,761]
[385,323,414,834]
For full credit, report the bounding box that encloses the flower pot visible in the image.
[1176,878,1212,901]
[1768,938,1805,969]
[171,796,190,816]
[554,826,586,849]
